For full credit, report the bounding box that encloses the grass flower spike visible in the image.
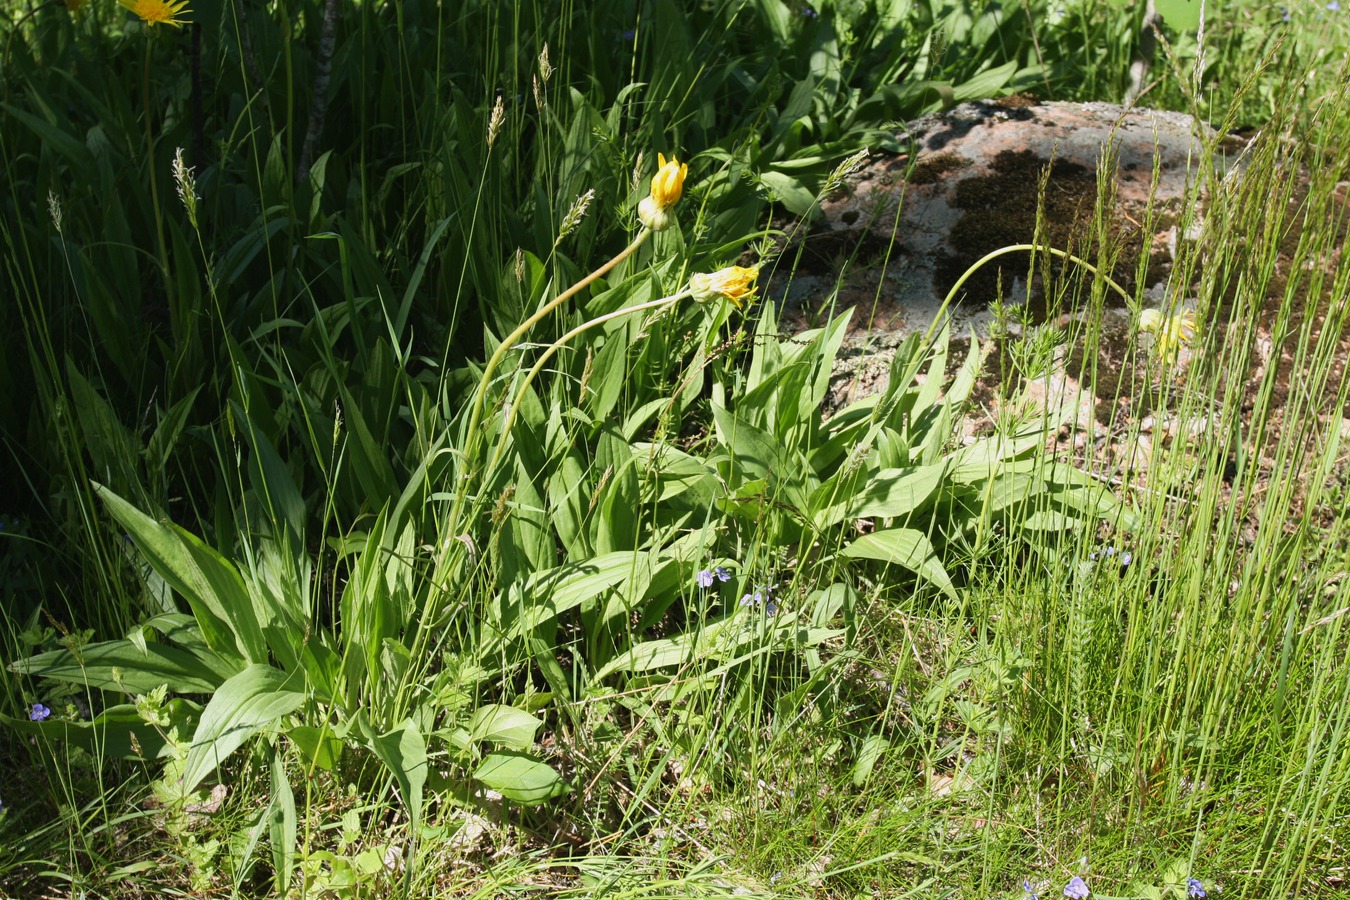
[689,265,759,307]
[637,152,687,230]
[118,0,192,27]
[1139,308,1196,360]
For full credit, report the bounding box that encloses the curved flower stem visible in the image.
[485,291,690,480]
[449,228,651,529]
[926,243,1133,344]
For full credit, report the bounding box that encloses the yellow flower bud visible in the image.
[638,152,687,230]
[689,265,760,308]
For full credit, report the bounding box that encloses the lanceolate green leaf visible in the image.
[96,484,268,664]
[841,528,957,600]
[180,665,307,795]
[812,464,947,531]
[8,638,239,695]
[362,717,427,830]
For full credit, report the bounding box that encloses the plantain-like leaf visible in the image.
[180,664,307,795]
[96,484,268,663]
[840,528,958,600]
[811,463,947,531]
[466,705,542,751]
[9,636,239,695]
[361,716,427,830]
[473,751,569,805]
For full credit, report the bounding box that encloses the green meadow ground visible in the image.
[3,0,1350,897]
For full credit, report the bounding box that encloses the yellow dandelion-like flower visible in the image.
[1139,308,1196,361]
[689,265,759,308]
[117,0,192,27]
[637,152,688,231]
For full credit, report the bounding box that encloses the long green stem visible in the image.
[485,291,690,480]
[455,228,651,499]
[926,243,1133,344]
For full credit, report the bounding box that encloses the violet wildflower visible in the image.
[1063,877,1090,899]
[740,585,778,615]
[29,702,51,722]
[1329,1,1340,11]
[697,566,732,589]
[1023,880,1040,900]
[1187,878,1206,899]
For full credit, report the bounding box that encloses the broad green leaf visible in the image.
[96,484,267,663]
[9,637,238,695]
[181,665,306,795]
[506,551,652,637]
[289,725,342,771]
[362,717,427,830]
[634,442,717,505]
[269,747,297,895]
[841,528,957,600]
[812,464,946,530]
[760,170,817,216]
[952,60,1021,101]
[467,705,542,751]
[711,401,813,512]
[473,751,569,805]
[586,329,630,422]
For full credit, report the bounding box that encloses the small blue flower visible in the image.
[1023,881,1040,900]
[1187,878,1207,899]
[800,5,818,16]
[1280,5,1292,18]
[29,702,51,722]
[1063,877,1090,900]
[1328,1,1340,11]
[697,565,733,589]
[739,584,778,615]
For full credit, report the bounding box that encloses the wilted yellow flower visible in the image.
[689,265,759,308]
[1139,308,1196,360]
[637,152,687,230]
[65,0,88,14]
[118,0,191,27]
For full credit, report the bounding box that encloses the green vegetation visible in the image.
[2,0,1348,896]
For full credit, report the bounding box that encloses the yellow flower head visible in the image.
[1139,308,1197,360]
[118,0,191,27]
[65,0,88,14]
[637,152,688,231]
[689,265,760,308]
[649,153,687,208]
